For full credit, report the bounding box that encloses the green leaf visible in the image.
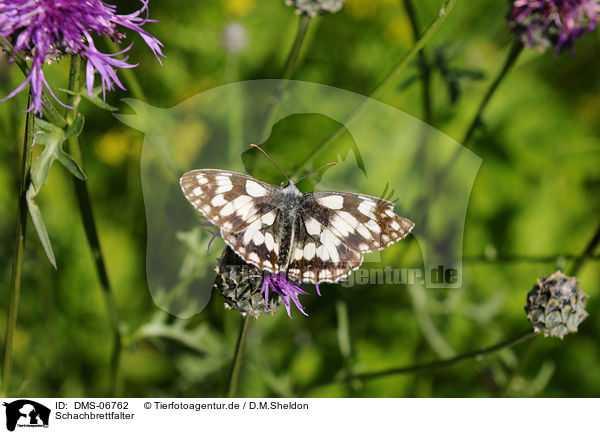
[65,112,84,138]
[56,150,86,181]
[26,186,57,269]
[31,118,87,190]
[59,86,118,111]
[26,117,88,266]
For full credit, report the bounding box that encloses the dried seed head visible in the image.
[284,0,346,16]
[214,246,280,318]
[525,270,588,339]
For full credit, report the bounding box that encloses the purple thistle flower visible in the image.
[0,0,165,115]
[507,0,600,52]
[261,272,311,318]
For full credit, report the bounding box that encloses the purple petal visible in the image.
[0,0,165,114]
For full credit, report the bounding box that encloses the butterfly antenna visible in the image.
[250,144,290,184]
[296,161,338,184]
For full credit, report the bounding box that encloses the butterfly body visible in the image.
[180,169,414,284]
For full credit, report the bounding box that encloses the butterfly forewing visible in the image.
[302,192,414,252]
[180,169,279,232]
[180,169,288,270]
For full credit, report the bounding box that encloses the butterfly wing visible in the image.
[180,169,283,271]
[287,213,364,283]
[286,191,415,283]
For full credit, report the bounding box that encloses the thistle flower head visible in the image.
[525,270,588,338]
[0,0,165,115]
[214,246,316,318]
[507,0,600,52]
[284,0,346,16]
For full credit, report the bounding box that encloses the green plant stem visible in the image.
[412,40,523,230]
[308,329,534,390]
[281,14,311,82]
[569,221,600,276]
[463,253,600,264]
[434,40,523,186]
[260,14,312,140]
[227,316,250,397]
[462,40,523,146]
[404,0,432,123]
[65,56,122,397]
[292,0,457,176]
[1,94,35,395]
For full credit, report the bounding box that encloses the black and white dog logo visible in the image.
[3,400,50,431]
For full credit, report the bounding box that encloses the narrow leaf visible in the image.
[31,117,87,188]
[26,187,57,268]
[57,151,86,181]
[59,87,118,111]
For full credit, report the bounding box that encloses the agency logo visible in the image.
[2,400,50,432]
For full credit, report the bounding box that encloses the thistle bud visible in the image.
[284,0,346,16]
[525,270,588,339]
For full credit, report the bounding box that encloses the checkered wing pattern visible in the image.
[181,168,415,284]
[180,169,282,271]
[287,191,415,283]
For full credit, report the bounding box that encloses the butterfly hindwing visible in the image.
[302,191,414,252]
[287,214,364,283]
[286,191,415,283]
[220,209,283,273]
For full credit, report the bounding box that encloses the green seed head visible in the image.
[525,271,588,339]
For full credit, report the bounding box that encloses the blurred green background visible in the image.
[0,0,599,397]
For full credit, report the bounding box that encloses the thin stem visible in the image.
[65,56,122,397]
[227,316,251,397]
[309,330,534,390]
[462,40,523,146]
[463,253,600,264]
[1,93,34,395]
[291,0,457,177]
[412,40,523,228]
[282,14,312,81]
[404,0,433,123]
[568,221,600,276]
[260,14,312,141]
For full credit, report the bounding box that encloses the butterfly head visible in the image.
[281,180,302,197]
[250,143,337,191]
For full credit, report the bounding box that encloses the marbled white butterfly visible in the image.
[180,148,415,284]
